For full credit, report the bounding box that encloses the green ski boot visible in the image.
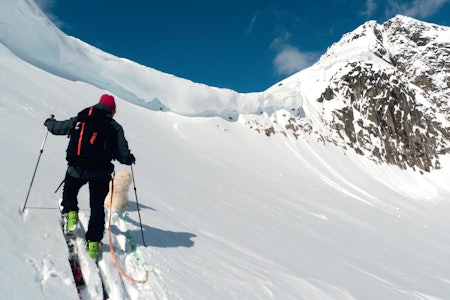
[87,241,100,261]
[64,211,78,235]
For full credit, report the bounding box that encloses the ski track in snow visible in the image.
[282,137,377,206]
[77,208,166,300]
[26,254,68,292]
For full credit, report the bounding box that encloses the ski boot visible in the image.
[87,241,100,262]
[63,211,78,235]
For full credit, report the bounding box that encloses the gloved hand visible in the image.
[127,153,136,165]
[44,114,55,127]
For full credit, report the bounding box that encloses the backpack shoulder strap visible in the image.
[76,106,111,123]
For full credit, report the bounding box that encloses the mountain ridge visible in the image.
[257,15,450,172]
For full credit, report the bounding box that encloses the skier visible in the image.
[44,94,135,261]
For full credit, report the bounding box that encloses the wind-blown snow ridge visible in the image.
[0,0,302,120]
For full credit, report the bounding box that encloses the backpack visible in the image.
[66,106,111,168]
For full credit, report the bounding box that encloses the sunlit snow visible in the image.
[2,1,450,300]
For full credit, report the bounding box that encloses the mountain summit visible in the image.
[261,15,450,172]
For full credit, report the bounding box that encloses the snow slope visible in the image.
[2,1,450,299]
[0,0,302,120]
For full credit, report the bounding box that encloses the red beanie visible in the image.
[99,94,116,113]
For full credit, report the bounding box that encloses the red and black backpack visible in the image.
[66,106,111,168]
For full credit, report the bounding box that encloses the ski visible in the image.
[99,260,109,300]
[67,236,86,292]
[76,212,110,300]
[61,221,86,297]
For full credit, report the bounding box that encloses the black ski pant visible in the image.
[61,172,109,242]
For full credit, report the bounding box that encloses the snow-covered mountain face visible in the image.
[2,0,448,172]
[321,16,450,171]
[259,15,450,172]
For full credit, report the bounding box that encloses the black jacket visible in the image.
[45,103,134,180]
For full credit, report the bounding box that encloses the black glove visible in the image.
[127,153,136,165]
[44,114,55,127]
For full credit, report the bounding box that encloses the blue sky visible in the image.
[36,0,449,93]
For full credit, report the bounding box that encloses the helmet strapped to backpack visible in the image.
[66,106,111,168]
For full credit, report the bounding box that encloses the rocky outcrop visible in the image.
[315,16,450,171]
[250,15,450,172]
[317,61,448,171]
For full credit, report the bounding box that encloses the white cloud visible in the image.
[269,32,292,50]
[361,0,377,18]
[34,0,53,9]
[263,8,319,77]
[246,11,260,35]
[387,0,449,18]
[404,0,448,18]
[34,0,65,28]
[273,46,316,76]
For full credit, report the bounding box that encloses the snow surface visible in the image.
[0,0,302,120]
[2,1,450,299]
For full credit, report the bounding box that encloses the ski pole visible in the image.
[23,127,51,213]
[54,178,65,193]
[130,164,146,247]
